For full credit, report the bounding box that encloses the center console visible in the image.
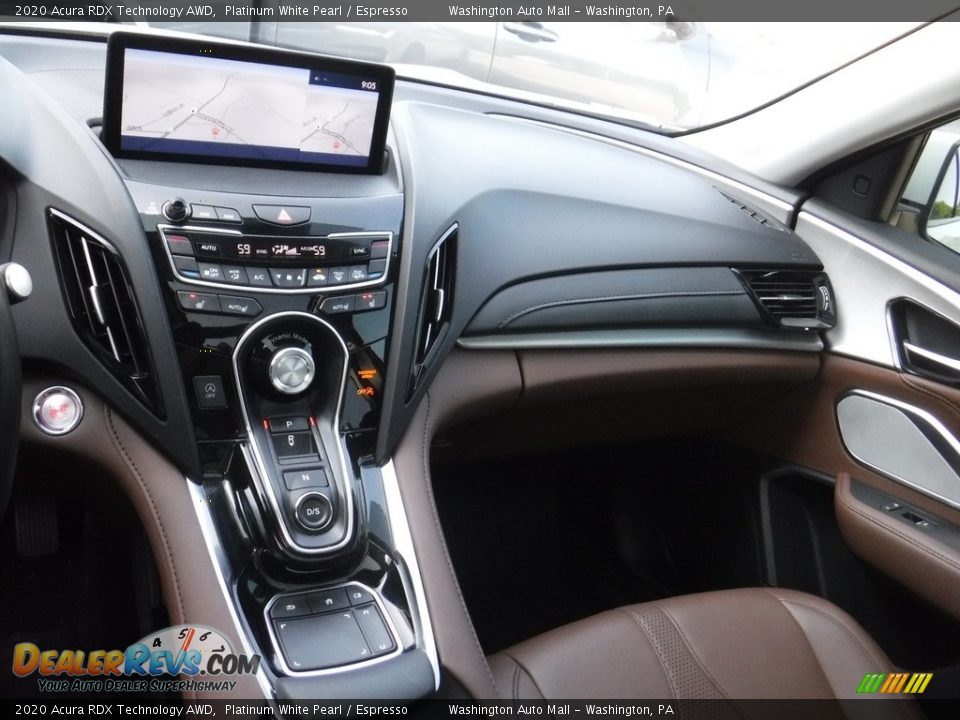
[107,33,437,699]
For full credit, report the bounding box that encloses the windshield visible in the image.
[141,21,919,132]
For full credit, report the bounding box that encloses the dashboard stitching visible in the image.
[420,392,499,694]
[105,407,186,625]
[498,290,746,328]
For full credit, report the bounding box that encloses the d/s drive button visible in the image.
[295,493,333,532]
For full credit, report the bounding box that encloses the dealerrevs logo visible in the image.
[12,625,260,693]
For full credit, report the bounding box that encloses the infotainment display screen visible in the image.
[102,33,394,173]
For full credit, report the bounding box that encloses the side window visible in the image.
[896,118,960,251]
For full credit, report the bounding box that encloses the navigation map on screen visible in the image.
[119,48,383,168]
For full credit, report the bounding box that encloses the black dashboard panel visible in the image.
[464,267,760,335]
[381,101,822,456]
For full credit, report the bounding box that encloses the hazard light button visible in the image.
[252,204,311,226]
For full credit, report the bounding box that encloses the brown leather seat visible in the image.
[488,587,912,702]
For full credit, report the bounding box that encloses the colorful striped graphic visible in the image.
[857,672,933,694]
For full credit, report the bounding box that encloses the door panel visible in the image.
[731,201,960,620]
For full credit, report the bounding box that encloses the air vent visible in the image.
[408,224,457,397]
[738,269,836,329]
[48,209,161,413]
[718,190,786,231]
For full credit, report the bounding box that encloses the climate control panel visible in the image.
[159,224,392,294]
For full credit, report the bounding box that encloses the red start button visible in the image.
[33,387,83,435]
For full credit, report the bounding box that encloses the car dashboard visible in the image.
[0,30,837,700]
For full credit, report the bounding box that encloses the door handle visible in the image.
[902,341,960,377]
[502,22,559,43]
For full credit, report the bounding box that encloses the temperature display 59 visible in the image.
[232,240,328,259]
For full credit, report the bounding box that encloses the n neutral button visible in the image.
[253,204,311,226]
[283,468,328,491]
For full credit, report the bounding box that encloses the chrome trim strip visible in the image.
[379,460,440,690]
[48,208,121,254]
[158,225,394,294]
[263,582,403,677]
[837,389,960,511]
[498,116,794,223]
[457,328,823,353]
[232,311,356,556]
[187,479,274,699]
[902,341,960,375]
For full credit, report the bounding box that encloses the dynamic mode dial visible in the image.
[268,346,316,395]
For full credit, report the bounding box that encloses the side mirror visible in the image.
[922,141,960,250]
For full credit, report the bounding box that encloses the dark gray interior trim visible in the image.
[465,266,757,334]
